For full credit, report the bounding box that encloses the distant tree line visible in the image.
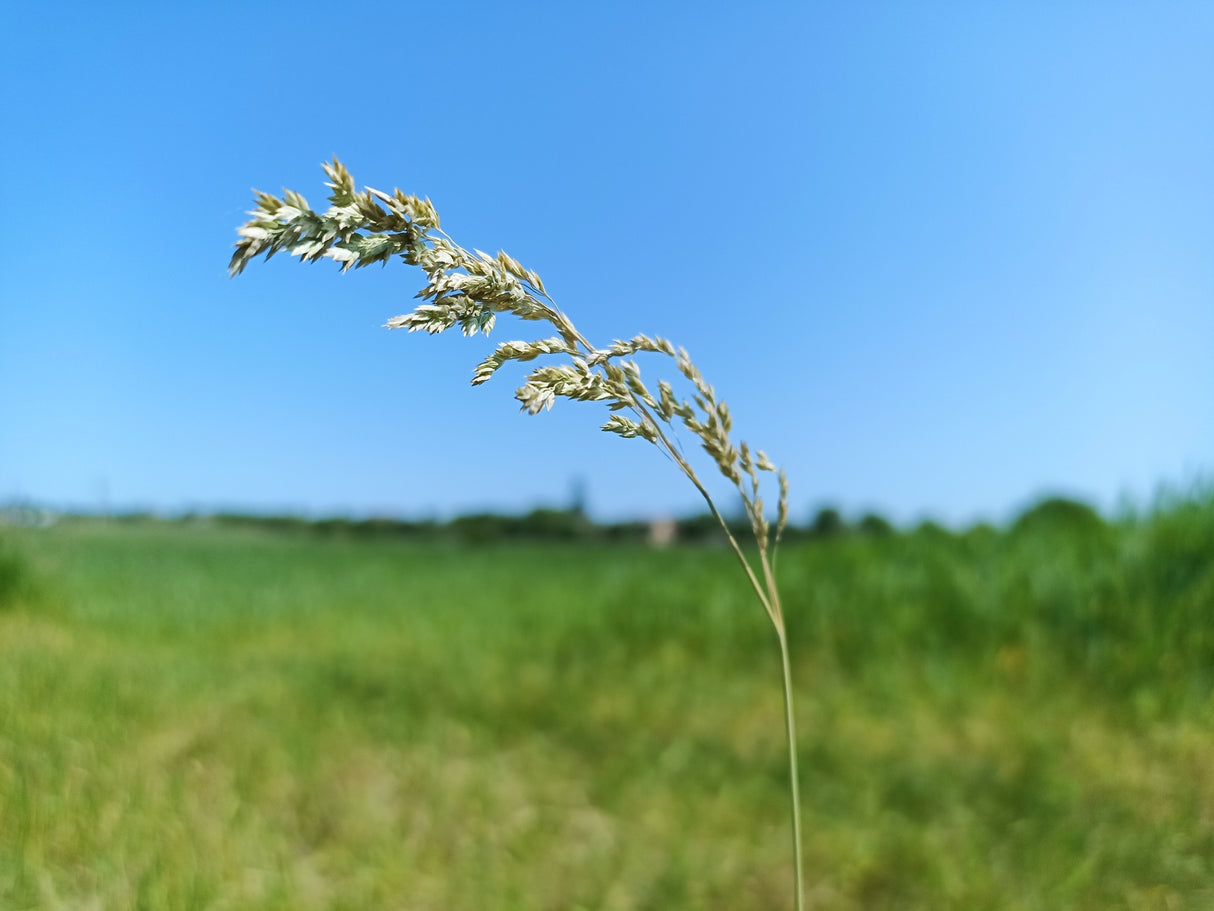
[34,496,1114,547]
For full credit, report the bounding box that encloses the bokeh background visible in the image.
[2,3,1213,910]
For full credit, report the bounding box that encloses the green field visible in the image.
[2,498,1212,910]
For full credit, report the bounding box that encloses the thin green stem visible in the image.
[638,393,803,911]
[776,624,804,911]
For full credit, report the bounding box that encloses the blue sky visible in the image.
[2,2,1211,525]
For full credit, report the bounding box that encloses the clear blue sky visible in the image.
[2,1,1211,525]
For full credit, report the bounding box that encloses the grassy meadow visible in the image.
[1,496,1212,910]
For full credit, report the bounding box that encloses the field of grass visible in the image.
[1,497,1212,910]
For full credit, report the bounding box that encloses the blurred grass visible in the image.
[1,496,1212,910]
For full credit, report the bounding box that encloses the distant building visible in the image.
[648,517,678,548]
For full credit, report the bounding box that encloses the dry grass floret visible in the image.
[231,158,805,910]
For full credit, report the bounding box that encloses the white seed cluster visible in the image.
[230,159,790,625]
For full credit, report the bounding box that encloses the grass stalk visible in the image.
[778,626,805,911]
[230,159,804,908]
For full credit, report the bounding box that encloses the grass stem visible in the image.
[777,626,805,911]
